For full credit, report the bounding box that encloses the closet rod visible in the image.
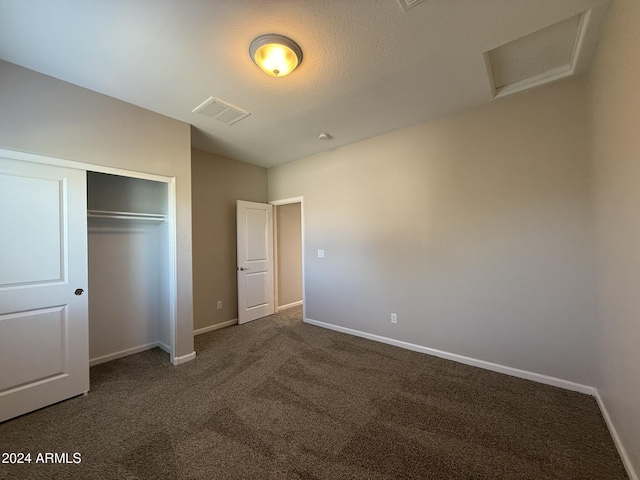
[87,210,167,223]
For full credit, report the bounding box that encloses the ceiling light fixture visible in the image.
[249,34,302,77]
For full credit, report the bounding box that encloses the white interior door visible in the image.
[237,200,274,324]
[0,157,89,422]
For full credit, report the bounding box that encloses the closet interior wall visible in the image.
[87,172,171,365]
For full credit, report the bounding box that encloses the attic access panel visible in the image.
[398,0,426,11]
[485,12,588,98]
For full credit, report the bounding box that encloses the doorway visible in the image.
[271,197,304,317]
[236,197,305,324]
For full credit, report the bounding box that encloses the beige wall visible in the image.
[0,60,194,359]
[191,149,267,330]
[276,202,302,307]
[588,0,640,475]
[269,77,596,386]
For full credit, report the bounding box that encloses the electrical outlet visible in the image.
[217,300,222,310]
[391,313,397,324]
[317,249,325,258]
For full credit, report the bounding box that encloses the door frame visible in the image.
[0,148,179,364]
[270,196,305,320]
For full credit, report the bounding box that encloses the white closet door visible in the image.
[0,157,89,422]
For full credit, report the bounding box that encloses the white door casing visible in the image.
[236,200,274,324]
[0,157,89,422]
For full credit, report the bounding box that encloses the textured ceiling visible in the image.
[0,0,610,167]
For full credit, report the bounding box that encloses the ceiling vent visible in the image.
[398,0,425,11]
[192,97,250,125]
[484,11,589,98]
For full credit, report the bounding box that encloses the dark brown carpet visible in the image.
[0,306,627,479]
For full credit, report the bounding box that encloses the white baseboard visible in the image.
[90,343,197,367]
[172,351,196,365]
[90,342,159,367]
[303,318,595,395]
[277,300,303,312]
[193,318,238,336]
[157,341,171,354]
[594,390,638,480]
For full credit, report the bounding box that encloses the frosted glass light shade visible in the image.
[250,34,302,77]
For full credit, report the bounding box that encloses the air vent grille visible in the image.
[192,97,250,125]
[398,0,425,11]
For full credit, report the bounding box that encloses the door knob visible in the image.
[239,267,251,271]
[74,288,84,296]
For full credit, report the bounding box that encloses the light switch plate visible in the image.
[318,250,325,258]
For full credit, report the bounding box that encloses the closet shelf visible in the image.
[87,210,167,223]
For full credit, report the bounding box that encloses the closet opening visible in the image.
[87,171,174,365]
